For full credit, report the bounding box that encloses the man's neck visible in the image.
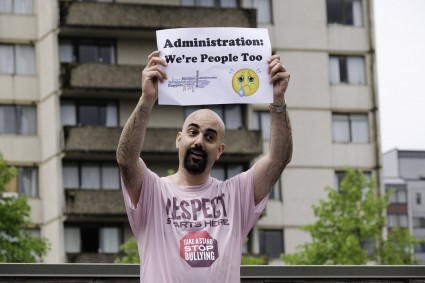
[171,169,210,186]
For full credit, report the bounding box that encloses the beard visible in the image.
[183,146,208,175]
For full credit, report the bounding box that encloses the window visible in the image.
[335,171,371,199]
[335,171,371,189]
[270,178,281,200]
[387,214,408,228]
[184,105,244,130]
[59,38,115,64]
[26,228,41,238]
[332,113,369,143]
[242,230,253,254]
[211,163,245,180]
[0,0,34,14]
[413,217,425,228]
[81,0,114,2]
[181,0,273,24]
[329,55,365,85]
[18,167,38,197]
[62,162,120,190]
[250,0,272,24]
[212,162,281,200]
[361,238,375,257]
[415,243,425,253]
[259,229,283,259]
[4,167,38,198]
[327,0,362,26]
[181,0,238,8]
[65,225,122,253]
[334,171,347,190]
[0,44,36,74]
[60,100,118,127]
[386,185,407,204]
[416,192,422,205]
[64,227,80,253]
[0,105,37,135]
[252,111,270,140]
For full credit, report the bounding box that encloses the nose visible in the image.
[193,135,204,148]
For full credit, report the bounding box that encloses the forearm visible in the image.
[116,95,156,205]
[116,95,155,168]
[253,54,291,204]
[268,103,293,174]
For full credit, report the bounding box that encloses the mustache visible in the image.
[188,146,207,157]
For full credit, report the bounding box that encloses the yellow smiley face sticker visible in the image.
[232,68,260,97]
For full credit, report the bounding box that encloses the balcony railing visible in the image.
[62,126,262,161]
[60,63,142,95]
[65,189,126,216]
[1,264,425,282]
[59,2,256,31]
[66,253,118,264]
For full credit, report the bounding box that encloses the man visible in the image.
[116,50,292,282]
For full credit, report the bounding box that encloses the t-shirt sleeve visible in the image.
[228,165,269,237]
[121,159,161,234]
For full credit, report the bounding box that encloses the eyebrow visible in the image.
[188,123,200,129]
[187,123,218,136]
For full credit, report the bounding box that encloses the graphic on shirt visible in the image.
[166,193,230,229]
[180,230,219,267]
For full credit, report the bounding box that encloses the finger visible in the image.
[143,67,168,82]
[147,51,168,68]
[147,56,168,68]
[269,62,286,77]
[267,54,280,63]
[268,58,285,75]
[147,50,161,62]
[270,71,290,85]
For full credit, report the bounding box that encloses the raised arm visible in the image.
[253,54,293,205]
[116,51,167,207]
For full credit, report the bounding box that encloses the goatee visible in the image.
[183,146,208,175]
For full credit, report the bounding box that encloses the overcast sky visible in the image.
[374,0,425,153]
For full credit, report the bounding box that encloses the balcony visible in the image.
[387,203,408,214]
[65,189,126,217]
[59,1,256,36]
[60,63,142,98]
[66,253,118,264]
[62,126,262,162]
[1,264,425,282]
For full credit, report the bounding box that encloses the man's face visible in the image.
[183,143,208,175]
[177,110,225,176]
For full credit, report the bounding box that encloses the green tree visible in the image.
[0,153,49,262]
[241,254,267,265]
[282,169,419,265]
[114,237,140,264]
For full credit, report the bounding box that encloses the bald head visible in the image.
[183,109,225,141]
[176,109,226,177]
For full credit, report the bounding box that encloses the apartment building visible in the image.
[0,0,380,264]
[383,149,425,263]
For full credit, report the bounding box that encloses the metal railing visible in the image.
[0,264,425,282]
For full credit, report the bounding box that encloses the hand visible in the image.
[141,50,168,100]
[268,55,290,103]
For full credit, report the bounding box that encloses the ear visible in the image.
[216,143,225,160]
[176,132,182,149]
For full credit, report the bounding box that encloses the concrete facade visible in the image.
[0,0,380,264]
[383,149,425,263]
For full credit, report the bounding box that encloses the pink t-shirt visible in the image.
[122,160,268,283]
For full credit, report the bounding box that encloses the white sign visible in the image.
[156,28,272,105]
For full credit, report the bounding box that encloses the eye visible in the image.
[238,75,244,83]
[248,75,255,83]
[205,133,216,142]
[188,129,198,137]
